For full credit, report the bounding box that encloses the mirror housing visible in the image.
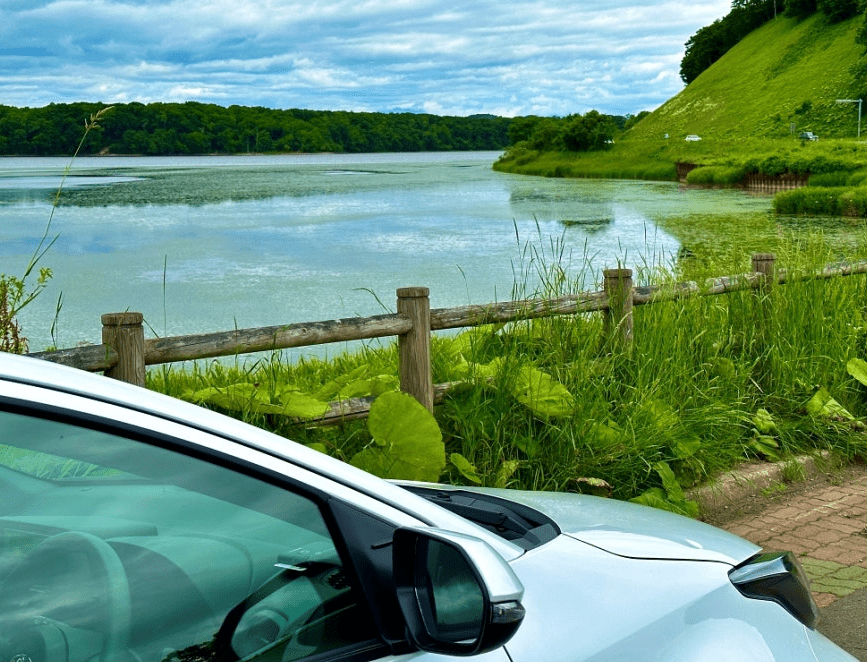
[392,527,525,656]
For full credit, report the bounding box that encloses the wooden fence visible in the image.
[29,253,867,422]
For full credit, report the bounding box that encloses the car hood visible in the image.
[458,487,760,565]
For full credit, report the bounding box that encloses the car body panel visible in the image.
[398,483,760,564]
[504,535,843,662]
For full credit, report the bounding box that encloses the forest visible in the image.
[0,101,513,156]
[680,0,865,84]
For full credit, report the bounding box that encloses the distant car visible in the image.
[0,352,857,662]
[685,134,702,141]
[799,131,819,141]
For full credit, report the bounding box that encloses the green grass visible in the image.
[629,13,866,142]
[495,13,867,199]
[148,232,867,507]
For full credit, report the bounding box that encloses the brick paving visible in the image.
[717,470,867,608]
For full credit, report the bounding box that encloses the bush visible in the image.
[809,171,851,186]
[817,0,860,22]
[839,187,867,215]
[773,186,848,214]
[686,165,746,186]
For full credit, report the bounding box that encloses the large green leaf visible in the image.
[450,453,482,484]
[630,462,699,518]
[806,387,854,421]
[336,375,399,399]
[513,366,574,418]
[184,383,328,419]
[184,383,265,412]
[313,365,370,401]
[589,420,625,447]
[350,392,445,481]
[276,387,330,419]
[495,460,521,488]
[640,399,680,430]
[654,461,685,502]
[673,436,702,459]
[630,488,699,518]
[847,358,867,387]
[751,408,778,435]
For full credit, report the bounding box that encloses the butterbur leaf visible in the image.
[277,388,330,419]
[630,486,699,518]
[846,358,867,387]
[313,365,370,401]
[513,436,540,457]
[630,487,672,511]
[575,477,613,498]
[654,461,685,502]
[641,399,679,430]
[513,366,574,418]
[473,357,504,380]
[495,460,521,488]
[752,408,778,435]
[806,387,854,421]
[674,436,702,459]
[350,391,445,482]
[185,383,262,411]
[748,434,780,461]
[590,421,624,447]
[450,453,482,484]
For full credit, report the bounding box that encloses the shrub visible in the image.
[773,186,848,214]
[686,165,746,186]
[809,171,851,186]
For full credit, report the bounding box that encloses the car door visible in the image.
[0,382,512,662]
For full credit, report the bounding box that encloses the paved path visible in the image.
[714,467,867,659]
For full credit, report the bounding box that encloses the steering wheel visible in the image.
[1,531,132,662]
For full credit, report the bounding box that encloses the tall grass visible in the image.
[148,231,867,503]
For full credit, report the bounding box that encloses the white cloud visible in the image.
[0,0,731,115]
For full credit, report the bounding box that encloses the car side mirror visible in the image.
[392,527,525,656]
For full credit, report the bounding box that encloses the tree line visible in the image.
[505,111,644,153]
[0,102,513,156]
[680,0,864,85]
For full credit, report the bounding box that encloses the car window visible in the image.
[0,409,379,662]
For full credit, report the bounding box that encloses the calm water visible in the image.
[1,152,776,357]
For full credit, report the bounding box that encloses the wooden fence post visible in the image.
[752,253,777,292]
[752,253,776,391]
[102,312,146,387]
[397,287,433,412]
[752,252,777,335]
[603,268,634,351]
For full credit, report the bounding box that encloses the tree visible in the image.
[784,0,817,18]
[817,0,860,21]
[680,0,776,84]
[561,111,617,151]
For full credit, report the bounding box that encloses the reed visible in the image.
[148,231,867,506]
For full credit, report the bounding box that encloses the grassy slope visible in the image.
[496,13,867,178]
[630,13,865,142]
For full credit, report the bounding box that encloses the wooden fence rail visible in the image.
[29,253,867,422]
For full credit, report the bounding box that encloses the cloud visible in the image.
[0,0,731,115]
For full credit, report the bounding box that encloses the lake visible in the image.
[0,151,813,359]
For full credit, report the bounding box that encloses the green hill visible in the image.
[495,12,867,184]
[629,12,866,141]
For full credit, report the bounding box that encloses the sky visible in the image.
[2,0,731,118]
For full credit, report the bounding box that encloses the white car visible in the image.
[0,353,855,662]
[685,134,702,142]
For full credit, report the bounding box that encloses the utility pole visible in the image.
[836,99,863,138]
